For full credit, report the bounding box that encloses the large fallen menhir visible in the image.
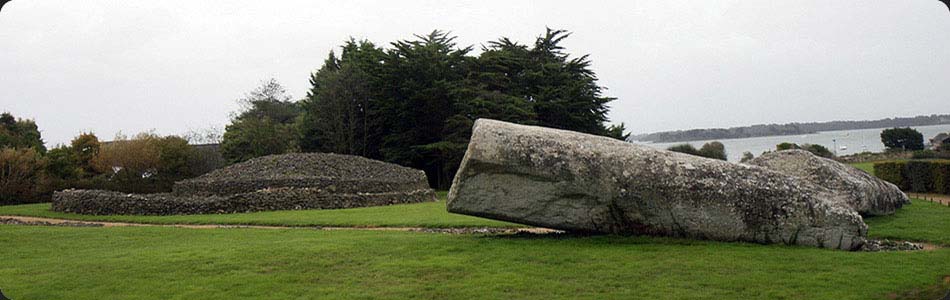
[53,153,436,215]
[748,150,909,216]
[447,119,906,250]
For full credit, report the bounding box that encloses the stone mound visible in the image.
[175,153,431,196]
[52,153,436,215]
[748,150,909,216]
[448,119,870,250]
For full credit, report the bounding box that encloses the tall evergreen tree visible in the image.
[297,39,387,157]
[296,29,625,189]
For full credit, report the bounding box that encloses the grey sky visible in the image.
[1,1,948,146]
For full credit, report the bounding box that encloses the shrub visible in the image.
[89,132,203,193]
[668,142,727,161]
[874,161,907,190]
[668,144,701,156]
[698,142,727,161]
[912,150,950,159]
[0,147,49,205]
[776,142,799,151]
[775,142,833,158]
[740,152,755,163]
[905,161,934,193]
[934,162,950,195]
[873,160,950,194]
[802,144,834,158]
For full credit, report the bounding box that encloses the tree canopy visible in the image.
[294,29,625,188]
[881,127,924,151]
[221,79,301,163]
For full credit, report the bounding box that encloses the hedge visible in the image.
[873,160,950,195]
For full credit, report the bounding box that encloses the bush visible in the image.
[911,150,950,159]
[668,142,727,161]
[776,142,798,151]
[802,144,834,158]
[668,144,701,156]
[934,162,950,195]
[698,142,727,161]
[88,132,202,193]
[0,147,49,205]
[740,152,755,163]
[873,160,950,194]
[874,161,907,190]
[905,161,934,193]
[775,142,834,158]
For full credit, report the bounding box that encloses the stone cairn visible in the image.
[447,119,909,250]
[53,153,436,215]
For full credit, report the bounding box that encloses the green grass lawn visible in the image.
[0,193,520,229]
[1,220,949,299]
[851,162,875,174]
[866,200,950,245]
[2,198,950,299]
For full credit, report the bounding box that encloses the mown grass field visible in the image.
[0,200,519,229]
[852,162,875,174]
[1,196,950,299]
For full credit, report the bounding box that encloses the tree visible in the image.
[297,41,386,157]
[605,123,631,141]
[70,133,100,174]
[296,29,622,188]
[477,29,618,136]
[0,112,46,153]
[221,79,300,163]
[881,127,924,151]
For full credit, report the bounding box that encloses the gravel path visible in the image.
[0,215,558,234]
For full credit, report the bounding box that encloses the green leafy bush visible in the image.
[911,150,950,159]
[905,161,934,193]
[698,142,727,160]
[774,142,834,158]
[0,147,49,205]
[874,161,907,190]
[668,144,701,156]
[874,160,950,194]
[776,142,798,151]
[934,162,950,195]
[668,142,727,161]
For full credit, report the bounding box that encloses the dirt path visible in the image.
[908,193,950,205]
[0,215,558,234]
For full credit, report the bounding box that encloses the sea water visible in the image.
[639,124,950,162]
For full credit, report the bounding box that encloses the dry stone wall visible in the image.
[52,153,436,215]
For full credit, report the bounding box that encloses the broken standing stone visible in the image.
[447,119,869,250]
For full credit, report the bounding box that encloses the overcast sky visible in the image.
[1,1,949,146]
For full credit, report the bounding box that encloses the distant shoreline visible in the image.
[632,114,950,143]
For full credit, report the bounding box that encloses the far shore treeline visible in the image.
[634,114,950,143]
[0,29,629,203]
